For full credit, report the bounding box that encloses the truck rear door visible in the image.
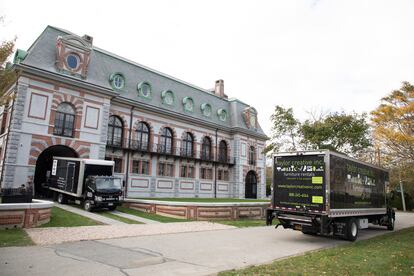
[273,154,326,213]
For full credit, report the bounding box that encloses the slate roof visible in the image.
[19,25,267,139]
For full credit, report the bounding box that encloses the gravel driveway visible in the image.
[25,222,235,245]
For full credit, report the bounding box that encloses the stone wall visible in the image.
[123,199,269,221]
[0,200,53,229]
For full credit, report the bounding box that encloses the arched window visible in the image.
[219,140,227,163]
[135,122,150,150]
[201,137,212,160]
[107,116,123,147]
[54,103,75,137]
[182,132,194,157]
[159,127,173,154]
[249,146,255,165]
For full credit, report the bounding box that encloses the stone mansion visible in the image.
[0,26,268,199]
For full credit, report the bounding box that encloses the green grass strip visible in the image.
[40,207,102,227]
[0,229,34,247]
[97,211,143,224]
[117,206,188,223]
[220,227,414,275]
[215,219,268,228]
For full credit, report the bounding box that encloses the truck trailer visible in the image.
[266,150,395,241]
[45,157,123,211]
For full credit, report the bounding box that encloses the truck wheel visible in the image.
[83,200,93,212]
[57,193,67,204]
[108,206,116,211]
[387,216,395,231]
[346,218,358,241]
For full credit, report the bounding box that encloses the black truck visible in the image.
[45,157,123,211]
[266,150,395,241]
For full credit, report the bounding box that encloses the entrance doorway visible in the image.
[33,145,78,197]
[245,170,257,199]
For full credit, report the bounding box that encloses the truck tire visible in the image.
[108,206,116,211]
[346,218,359,241]
[83,200,93,212]
[57,193,67,204]
[387,216,395,231]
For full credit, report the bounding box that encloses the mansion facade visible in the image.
[0,26,268,199]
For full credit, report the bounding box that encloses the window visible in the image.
[182,97,194,112]
[219,140,227,163]
[114,158,122,173]
[182,132,194,157]
[159,127,173,154]
[135,122,150,150]
[200,167,213,180]
[249,146,255,165]
[218,169,229,181]
[54,103,75,137]
[201,103,212,117]
[161,90,175,106]
[201,137,212,160]
[158,163,174,177]
[1,105,8,134]
[137,81,152,99]
[180,164,195,178]
[217,109,228,121]
[132,160,140,174]
[224,170,229,181]
[132,160,150,175]
[109,73,125,90]
[66,53,80,70]
[141,161,150,175]
[107,116,123,147]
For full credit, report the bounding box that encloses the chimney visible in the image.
[215,79,224,98]
[82,34,93,45]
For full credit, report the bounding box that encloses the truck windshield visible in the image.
[95,178,122,192]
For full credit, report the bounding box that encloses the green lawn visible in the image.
[117,206,188,223]
[40,207,102,227]
[215,219,268,228]
[0,229,34,247]
[97,211,142,224]
[220,227,414,275]
[135,198,269,203]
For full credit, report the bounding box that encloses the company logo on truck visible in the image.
[274,155,326,211]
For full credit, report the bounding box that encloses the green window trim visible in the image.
[161,90,175,106]
[137,81,152,99]
[200,103,212,117]
[109,73,126,91]
[182,97,194,113]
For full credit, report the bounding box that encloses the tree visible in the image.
[264,105,300,155]
[264,106,371,157]
[371,82,414,161]
[0,38,16,95]
[300,112,371,155]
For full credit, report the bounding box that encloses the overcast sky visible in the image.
[1,0,413,135]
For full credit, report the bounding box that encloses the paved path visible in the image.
[54,203,126,225]
[1,212,414,276]
[109,210,161,224]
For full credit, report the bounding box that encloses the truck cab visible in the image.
[83,176,122,211]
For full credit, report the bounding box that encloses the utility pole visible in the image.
[399,168,406,212]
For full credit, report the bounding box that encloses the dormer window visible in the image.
[109,73,125,91]
[217,109,228,122]
[55,34,92,79]
[137,81,152,99]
